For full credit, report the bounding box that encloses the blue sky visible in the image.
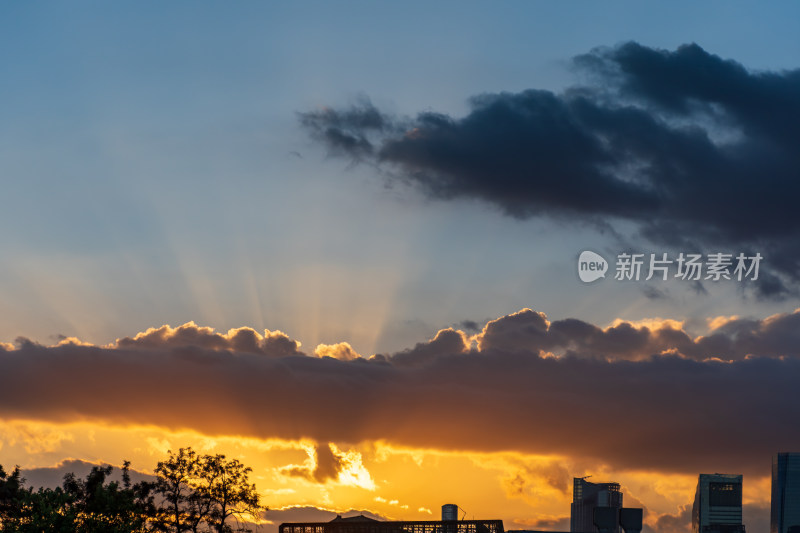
[2,1,800,354]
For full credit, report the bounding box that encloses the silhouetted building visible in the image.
[593,507,619,533]
[618,508,642,533]
[571,478,623,533]
[692,474,745,533]
[280,506,503,533]
[772,453,800,533]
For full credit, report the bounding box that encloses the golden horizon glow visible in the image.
[1,309,788,533]
[0,416,771,532]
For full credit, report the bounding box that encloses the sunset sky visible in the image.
[2,2,800,533]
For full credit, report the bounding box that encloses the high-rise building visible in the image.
[571,478,623,533]
[692,474,745,533]
[771,453,800,533]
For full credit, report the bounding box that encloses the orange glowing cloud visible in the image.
[315,342,362,361]
[2,308,800,478]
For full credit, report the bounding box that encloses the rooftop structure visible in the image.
[280,505,504,533]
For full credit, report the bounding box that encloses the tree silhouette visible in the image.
[0,462,152,533]
[0,465,25,523]
[0,450,264,532]
[151,448,264,533]
[196,454,262,533]
[152,448,213,533]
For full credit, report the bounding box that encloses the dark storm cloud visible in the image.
[477,307,800,362]
[650,506,692,533]
[644,501,770,533]
[456,320,482,333]
[281,443,345,483]
[300,43,800,293]
[642,286,669,300]
[387,328,470,367]
[299,98,398,159]
[3,310,800,475]
[701,309,800,359]
[21,460,154,490]
[503,460,571,497]
[689,280,708,296]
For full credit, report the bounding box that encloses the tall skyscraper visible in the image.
[571,477,623,533]
[692,474,745,533]
[772,453,800,533]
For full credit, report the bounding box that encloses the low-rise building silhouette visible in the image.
[280,505,504,533]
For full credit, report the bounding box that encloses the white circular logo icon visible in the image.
[578,250,608,283]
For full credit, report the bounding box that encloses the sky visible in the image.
[1,2,800,532]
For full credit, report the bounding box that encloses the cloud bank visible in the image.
[3,308,800,475]
[300,42,800,296]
